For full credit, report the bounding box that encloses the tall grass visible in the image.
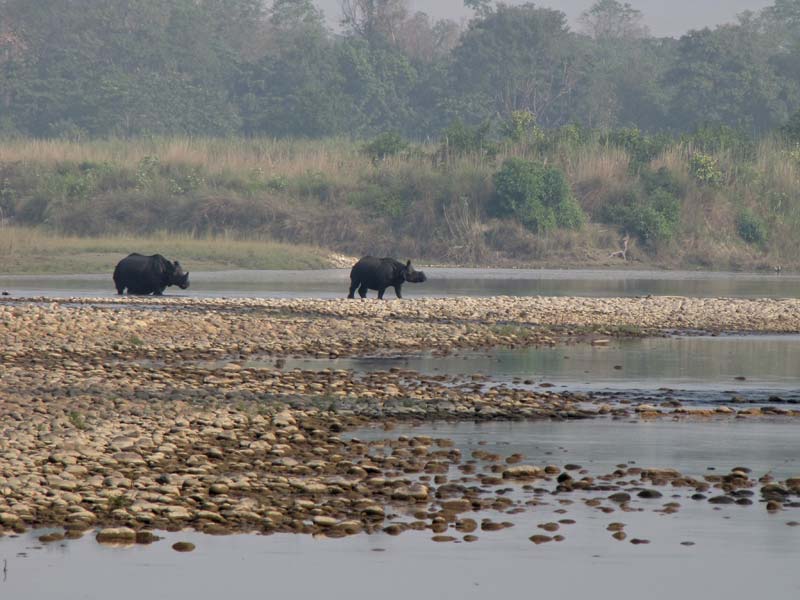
[1,133,799,271]
[0,137,368,181]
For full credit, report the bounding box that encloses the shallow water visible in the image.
[1,267,799,299]
[2,419,799,600]
[268,334,800,404]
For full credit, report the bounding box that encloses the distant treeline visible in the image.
[3,0,800,139]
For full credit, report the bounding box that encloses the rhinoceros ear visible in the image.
[406,260,411,269]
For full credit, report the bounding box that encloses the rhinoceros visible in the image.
[347,256,426,299]
[113,253,190,295]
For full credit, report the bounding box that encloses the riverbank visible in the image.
[1,133,798,273]
[0,227,338,275]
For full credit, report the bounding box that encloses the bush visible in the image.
[602,128,671,171]
[684,124,755,160]
[689,152,723,186]
[363,132,409,162]
[736,209,768,245]
[640,166,684,198]
[492,158,585,233]
[598,167,682,248]
[500,110,540,143]
[781,110,800,144]
[440,119,497,158]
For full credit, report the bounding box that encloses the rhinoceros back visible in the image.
[113,253,172,295]
[350,256,403,288]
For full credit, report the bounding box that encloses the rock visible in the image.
[608,493,631,503]
[209,483,229,495]
[637,489,662,499]
[502,465,542,479]
[529,535,552,544]
[708,495,734,505]
[96,527,137,544]
[391,484,429,501]
[0,513,22,527]
[441,499,472,513]
[172,541,195,552]
[135,531,160,544]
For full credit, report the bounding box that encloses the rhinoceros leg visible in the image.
[358,284,368,299]
[394,284,403,299]
[377,287,388,299]
[154,286,166,296]
[348,280,358,299]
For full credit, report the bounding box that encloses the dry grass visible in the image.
[0,227,331,274]
[561,144,630,184]
[0,137,371,181]
[2,135,799,272]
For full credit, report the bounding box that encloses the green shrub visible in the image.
[684,124,756,160]
[781,110,800,144]
[736,209,768,245]
[440,119,497,158]
[492,158,585,232]
[598,167,682,248]
[689,152,723,186]
[640,166,684,198]
[603,202,674,247]
[602,128,671,171]
[363,132,409,161]
[290,170,334,200]
[500,110,540,143]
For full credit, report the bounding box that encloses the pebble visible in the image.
[172,542,195,552]
[0,296,797,547]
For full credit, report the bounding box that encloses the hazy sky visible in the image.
[315,1,774,37]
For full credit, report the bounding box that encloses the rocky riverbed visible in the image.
[1,296,799,544]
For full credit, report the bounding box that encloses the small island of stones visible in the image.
[1,295,799,547]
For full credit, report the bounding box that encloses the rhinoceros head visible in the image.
[171,261,190,289]
[403,260,427,283]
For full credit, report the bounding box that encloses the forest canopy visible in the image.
[2,0,800,140]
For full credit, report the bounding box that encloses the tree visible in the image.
[579,0,649,40]
[446,4,585,127]
[394,12,461,63]
[0,2,28,123]
[574,1,669,130]
[665,23,795,133]
[238,1,348,137]
[464,0,494,18]
[340,0,409,44]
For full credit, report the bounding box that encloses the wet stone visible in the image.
[172,541,196,552]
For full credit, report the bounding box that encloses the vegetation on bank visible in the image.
[0,123,798,272]
[2,1,800,272]
[0,227,331,275]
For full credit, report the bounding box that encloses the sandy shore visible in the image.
[1,296,798,542]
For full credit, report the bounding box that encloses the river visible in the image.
[1,267,799,299]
